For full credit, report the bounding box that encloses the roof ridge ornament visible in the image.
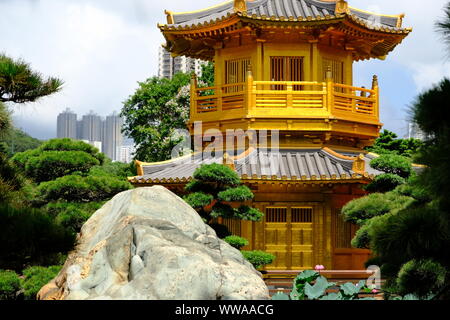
[234,0,247,13]
[335,0,350,15]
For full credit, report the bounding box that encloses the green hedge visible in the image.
[38,174,132,203]
[0,270,21,300]
[224,236,249,250]
[0,203,75,271]
[21,266,62,300]
[242,250,276,270]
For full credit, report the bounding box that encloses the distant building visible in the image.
[117,145,135,164]
[158,46,206,79]
[57,108,77,139]
[102,112,123,162]
[81,111,102,142]
[56,110,133,163]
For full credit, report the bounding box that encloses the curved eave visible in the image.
[159,11,410,35]
[128,174,375,185]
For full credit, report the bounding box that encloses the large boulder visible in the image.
[38,186,269,300]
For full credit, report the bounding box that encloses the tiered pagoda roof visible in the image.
[160,0,411,61]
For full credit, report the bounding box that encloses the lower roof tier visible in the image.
[129,147,384,185]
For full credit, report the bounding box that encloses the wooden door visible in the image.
[264,205,314,270]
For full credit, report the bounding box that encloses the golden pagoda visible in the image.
[129,0,410,271]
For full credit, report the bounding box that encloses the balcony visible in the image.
[189,74,380,130]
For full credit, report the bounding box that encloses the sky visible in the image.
[1,0,449,140]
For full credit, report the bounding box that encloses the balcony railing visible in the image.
[189,72,379,125]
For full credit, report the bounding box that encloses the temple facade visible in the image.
[129,0,410,271]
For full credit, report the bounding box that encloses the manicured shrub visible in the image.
[370,206,449,267]
[364,173,406,193]
[184,163,263,223]
[0,204,75,271]
[342,191,412,225]
[397,259,447,299]
[25,151,100,182]
[11,138,105,183]
[38,175,132,203]
[242,250,275,270]
[46,202,103,233]
[218,186,254,202]
[21,266,62,300]
[0,270,21,300]
[224,236,249,250]
[191,163,240,187]
[351,223,371,249]
[370,154,413,179]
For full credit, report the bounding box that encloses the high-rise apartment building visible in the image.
[407,122,425,140]
[158,46,206,79]
[57,108,77,139]
[81,111,102,142]
[102,112,123,162]
[56,110,132,163]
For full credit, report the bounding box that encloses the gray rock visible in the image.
[38,186,269,300]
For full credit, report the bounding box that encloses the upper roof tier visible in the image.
[159,0,411,61]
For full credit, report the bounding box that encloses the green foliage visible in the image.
[364,173,406,193]
[25,151,100,183]
[0,127,42,157]
[218,186,254,202]
[351,223,372,249]
[12,138,105,183]
[0,270,21,300]
[224,235,249,250]
[241,251,275,270]
[88,161,136,179]
[199,62,215,87]
[121,73,191,162]
[397,259,447,299]
[0,203,75,271]
[342,192,412,225]
[38,174,132,203]
[184,192,214,209]
[0,53,63,103]
[274,270,374,300]
[21,266,62,300]
[233,205,264,221]
[0,101,11,136]
[366,130,423,157]
[191,163,241,188]
[45,201,104,233]
[370,154,413,179]
[370,206,450,267]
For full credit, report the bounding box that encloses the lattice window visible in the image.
[322,58,344,84]
[292,207,313,223]
[225,58,250,93]
[266,207,287,223]
[270,56,304,90]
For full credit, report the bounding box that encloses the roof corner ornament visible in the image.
[397,13,405,28]
[165,10,174,24]
[234,0,247,14]
[352,154,366,175]
[335,0,350,15]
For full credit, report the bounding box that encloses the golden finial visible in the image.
[372,75,378,88]
[335,0,350,15]
[234,0,247,13]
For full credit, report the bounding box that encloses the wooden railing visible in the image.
[190,72,379,124]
